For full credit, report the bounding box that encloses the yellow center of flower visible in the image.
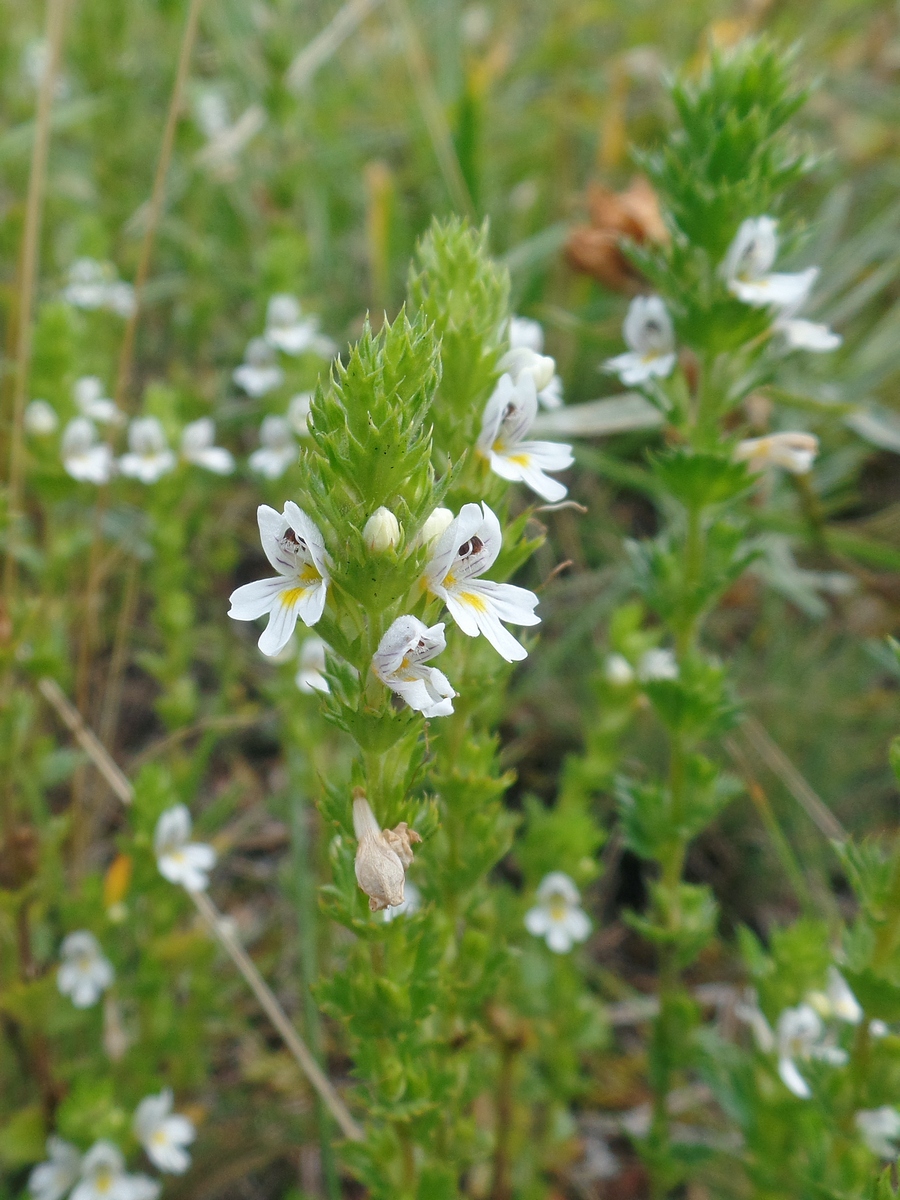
[548,895,569,921]
[151,1130,169,1146]
[95,1170,114,1194]
[460,591,486,612]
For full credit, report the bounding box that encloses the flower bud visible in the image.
[352,790,421,912]
[418,506,453,547]
[363,506,401,553]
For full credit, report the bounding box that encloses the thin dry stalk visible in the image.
[98,558,141,751]
[36,676,363,1143]
[113,0,206,409]
[286,0,385,91]
[3,0,69,605]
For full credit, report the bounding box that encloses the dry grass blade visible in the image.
[286,0,385,91]
[39,677,134,806]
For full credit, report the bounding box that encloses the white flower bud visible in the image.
[363,506,401,553]
[24,398,58,435]
[418,506,454,547]
[352,791,421,912]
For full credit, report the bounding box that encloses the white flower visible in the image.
[606,295,676,386]
[524,872,591,953]
[537,373,564,410]
[776,1003,848,1099]
[416,506,454,548]
[383,879,421,922]
[856,1107,900,1159]
[363,506,401,553]
[61,419,114,485]
[775,308,841,353]
[70,1142,159,1200]
[734,431,818,475]
[24,399,58,435]
[296,636,330,693]
[264,294,336,358]
[509,315,545,355]
[154,805,216,892]
[503,316,563,409]
[477,373,573,502]
[637,647,678,682]
[63,260,135,317]
[228,503,331,655]
[180,418,234,474]
[807,966,863,1025]
[119,417,176,483]
[194,89,230,139]
[133,1089,195,1174]
[73,377,122,426]
[288,392,313,435]
[353,792,421,912]
[423,502,540,662]
[58,931,114,1008]
[29,1138,81,1200]
[372,616,456,717]
[735,991,776,1054]
[871,1019,890,1038]
[194,91,265,178]
[233,337,284,397]
[248,415,296,479]
[723,217,818,310]
[604,653,635,685]
[498,347,556,393]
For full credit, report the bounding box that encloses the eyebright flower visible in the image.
[296,636,330,694]
[372,616,456,717]
[353,792,422,912]
[288,391,313,436]
[264,294,336,359]
[58,931,114,1008]
[604,653,635,686]
[233,337,284,397]
[248,415,296,479]
[133,1090,196,1174]
[723,216,817,310]
[228,503,331,655]
[501,316,563,409]
[119,417,176,483]
[363,506,401,553]
[24,398,59,435]
[70,1143,159,1200]
[776,1003,848,1099]
[61,418,114,484]
[605,295,676,386]
[180,417,234,474]
[774,296,841,352]
[423,501,540,663]
[524,872,591,953]
[416,506,454,548]
[733,432,818,475]
[735,989,776,1053]
[637,647,678,682]
[856,1107,900,1159]
[477,373,573,502]
[63,259,135,317]
[154,805,216,892]
[74,377,123,426]
[807,966,863,1025]
[29,1138,81,1200]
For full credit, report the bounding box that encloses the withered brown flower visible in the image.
[352,789,422,912]
[564,176,668,292]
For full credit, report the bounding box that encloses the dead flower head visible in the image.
[565,176,668,292]
[352,789,422,912]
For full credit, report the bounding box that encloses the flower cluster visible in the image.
[62,258,135,317]
[232,293,336,398]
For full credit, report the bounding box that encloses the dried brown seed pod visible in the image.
[352,789,421,912]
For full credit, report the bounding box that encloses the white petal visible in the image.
[524,905,552,936]
[545,922,575,953]
[778,1056,811,1098]
[780,318,841,351]
[258,589,305,656]
[228,576,290,621]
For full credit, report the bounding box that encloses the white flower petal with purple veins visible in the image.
[734,432,818,476]
[29,1138,81,1200]
[58,931,114,1008]
[229,504,330,655]
[524,871,591,954]
[478,373,572,502]
[25,399,59,436]
[857,1107,900,1159]
[154,805,216,893]
[119,417,176,484]
[180,418,234,474]
[372,616,456,717]
[61,418,114,485]
[424,502,539,662]
[248,415,296,479]
[723,216,819,310]
[134,1089,196,1174]
[233,337,285,396]
[606,295,676,387]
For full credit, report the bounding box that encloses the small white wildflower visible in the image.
[154,805,216,893]
[363,506,401,553]
[723,217,818,310]
[296,636,330,694]
[133,1089,195,1174]
[73,377,122,426]
[477,372,573,502]
[24,399,58,435]
[63,259,135,317]
[776,1003,848,1099]
[372,616,456,717]
[606,295,676,386]
[383,879,421,922]
[29,1138,81,1200]
[58,931,114,1008]
[416,506,454,548]
[871,1019,890,1038]
[604,653,635,686]
[228,503,331,655]
[524,872,591,953]
[194,88,230,138]
[233,337,284,397]
[504,316,562,408]
[637,647,678,682]
[353,792,422,912]
[807,966,863,1025]
[288,392,313,436]
[180,417,234,475]
[194,91,265,178]
[735,990,776,1054]
[734,432,818,476]
[70,1142,159,1200]
[856,1107,900,1159]
[248,415,296,479]
[119,417,176,484]
[61,419,114,485]
[774,292,841,351]
[264,294,336,358]
[423,501,540,663]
